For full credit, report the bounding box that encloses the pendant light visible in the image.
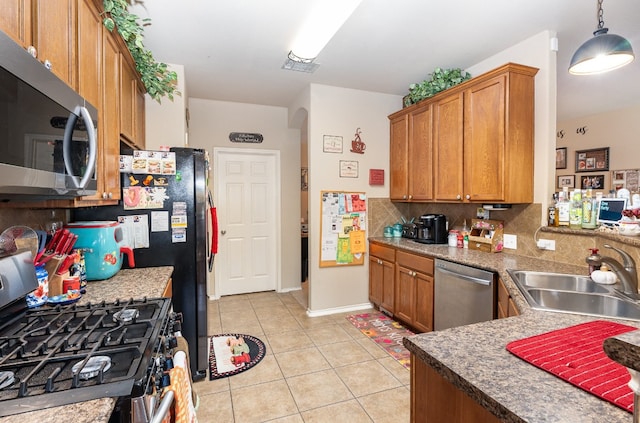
[569,0,634,75]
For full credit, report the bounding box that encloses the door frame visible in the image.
[212,147,282,299]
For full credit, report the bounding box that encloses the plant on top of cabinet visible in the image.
[102,0,178,102]
[405,68,471,107]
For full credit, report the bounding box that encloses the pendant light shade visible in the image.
[568,0,634,75]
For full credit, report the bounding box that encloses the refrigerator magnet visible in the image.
[172,228,187,243]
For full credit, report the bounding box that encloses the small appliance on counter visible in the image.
[401,222,419,239]
[415,214,448,244]
[65,221,135,280]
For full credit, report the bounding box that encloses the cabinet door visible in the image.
[76,0,101,109]
[32,0,76,88]
[413,271,433,332]
[135,81,146,149]
[369,255,384,306]
[380,258,395,313]
[119,55,136,144]
[408,104,433,201]
[433,91,464,201]
[463,74,506,202]
[389,113,409,201]
[395,265,415,325]
[100,28,121,200]
[0,0,31,47]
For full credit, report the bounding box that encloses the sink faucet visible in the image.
[586,244,639,299]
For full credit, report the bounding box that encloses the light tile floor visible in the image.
[194,288,411,422]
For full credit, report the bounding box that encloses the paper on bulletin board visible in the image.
[319,191,366,267]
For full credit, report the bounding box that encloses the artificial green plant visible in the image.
[102,0,178,102]
[405,68,471,107]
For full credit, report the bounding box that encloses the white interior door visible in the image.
[214,148,279,296]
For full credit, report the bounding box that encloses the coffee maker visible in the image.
[415,214,448,244]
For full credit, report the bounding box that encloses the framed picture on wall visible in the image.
[575,147,609,172]
[580,174,604,190]
[557,175,575,189]
[555,147,567,169]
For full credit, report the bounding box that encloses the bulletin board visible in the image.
[319,191,367,267]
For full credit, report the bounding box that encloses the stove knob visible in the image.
[166,335,178,350]
[164,357,174,371]
[172,320,182,333]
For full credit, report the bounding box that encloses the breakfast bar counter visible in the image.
[0,266,174,423]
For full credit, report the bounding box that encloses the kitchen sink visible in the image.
[507,270,610,293]
[506,269,640,320]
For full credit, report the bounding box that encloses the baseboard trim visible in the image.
[306,302,373,317]
[279,286,302,293]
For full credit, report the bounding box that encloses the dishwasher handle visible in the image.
[436,266,492,286]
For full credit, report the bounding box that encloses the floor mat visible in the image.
[347,312,414,369]
[209,334,266,380]
[506,320,637,413]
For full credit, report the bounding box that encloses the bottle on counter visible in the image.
[569,189,583,229]
[581,188,597,229]
[557,188,570,226]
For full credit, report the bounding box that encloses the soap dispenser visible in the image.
[587,248,600,274]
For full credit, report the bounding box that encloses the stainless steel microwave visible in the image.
[0,30,97,200]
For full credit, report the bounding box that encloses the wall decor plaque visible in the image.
[229,132,263,143]
[575,147,609,173]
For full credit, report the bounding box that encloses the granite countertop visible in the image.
[0,266,174,423]
[370,237,639,422]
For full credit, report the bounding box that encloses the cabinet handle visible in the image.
[408,195,413,200]
[466,194,471,200]
[108,192,113,199]
[456,194,462,200]
[403,195,407,199]
[378,259,383,265]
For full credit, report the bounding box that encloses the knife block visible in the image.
[48,270,69,297]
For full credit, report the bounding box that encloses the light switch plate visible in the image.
[503,234,517,249]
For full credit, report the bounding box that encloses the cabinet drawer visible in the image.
[396,250,433,275]
[370,242,395,262]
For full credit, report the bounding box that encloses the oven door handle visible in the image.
[149,390,174,423]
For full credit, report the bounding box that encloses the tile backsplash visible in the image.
[366,198,638,268]
[0,208,69,234]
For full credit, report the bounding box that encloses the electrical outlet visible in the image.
[503,234,517,249]
[537,239,556,251]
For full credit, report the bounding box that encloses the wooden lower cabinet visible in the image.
[411,355,500,423]
[497,277,520,318]
[369,242,395,313]
[395,250,434,333]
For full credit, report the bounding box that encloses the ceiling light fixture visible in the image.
[282,0,362,73]
[569,0,634,75]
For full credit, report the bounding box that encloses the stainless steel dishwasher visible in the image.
[434,259,495,330]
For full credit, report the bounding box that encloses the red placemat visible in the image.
[506,320,637,412]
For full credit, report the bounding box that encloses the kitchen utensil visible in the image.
[33,230,48,263]
[56,253,77,275]
[65,221,135,280]
[0,226,38,258]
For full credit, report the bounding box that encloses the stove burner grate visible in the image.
[0,372,15,390]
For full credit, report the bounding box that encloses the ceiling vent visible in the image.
[282,51,319,73]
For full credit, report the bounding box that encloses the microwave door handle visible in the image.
[63,105,97,190]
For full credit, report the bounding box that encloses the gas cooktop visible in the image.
[0,297,171,417]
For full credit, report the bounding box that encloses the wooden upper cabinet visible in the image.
[135,81,146,150]
[463,74,506,202]
[408,104,433,201]
[389,114,409,201]
[433,91,464,201]
[119,54,136,143]
[0,0,31,47]
[391,63,538,204]
[100,29,121,201]
[76,0,101,109]
[389,104,433,202]
[32,0,76,88]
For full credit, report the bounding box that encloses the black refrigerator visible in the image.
[73,147,210,380]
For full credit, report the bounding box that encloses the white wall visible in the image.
[294,84,400,313]
[144,63,188,150]
[557,104,640,192]
[466,30,557,224]
[187,98,301,296]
